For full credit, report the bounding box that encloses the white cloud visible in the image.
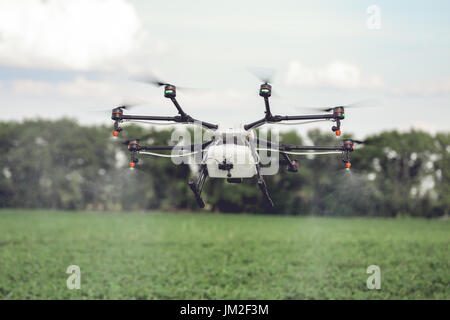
[11,77,118,99]
[11,79,53,96]
[285,60,449,97]
[285,60,383,89]
[0,0,156,72]
[2,77,254,128]
[390,78,450,97]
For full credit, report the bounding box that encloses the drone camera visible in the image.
[164,85,176,98]
[259,83,272,98]
[218,159,234,178]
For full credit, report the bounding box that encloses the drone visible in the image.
[110,75,367,208]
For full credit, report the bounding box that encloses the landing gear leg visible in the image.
[188,165,208,208]
[255,165,274,207]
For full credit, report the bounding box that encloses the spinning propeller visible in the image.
[119,133,154,147]
[134,73,201,98]
[248,67,278,98]
[119,138,146,168]
[297,99,378,113]
[111,101,149,136]
[341,138,370,169]
[248,66,276,84]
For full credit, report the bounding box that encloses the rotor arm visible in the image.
[126,139,213,168]
[264,97,272,118]
[120,115,178,121]
[182,116,219,130]
[243,118,267,130]
[275,113,344,136]
[139,145,175,151]
[170,97,187,117]
[244,114,336,131]
[275,114,335,121]
[255,137,356,169]
[111,93,218,132]
[281,145,344,152]
[116,114,218,130]
[278,144,344,152]
[243,95,273,130]
[255,137,344,152]
[169,97,218,130]
[112,114,177,136]
[135,139,214,152]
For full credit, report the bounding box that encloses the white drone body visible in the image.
[203,128,258,179]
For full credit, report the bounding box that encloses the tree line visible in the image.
[0,119,448,217]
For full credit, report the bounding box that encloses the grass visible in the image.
[0,209,448,299]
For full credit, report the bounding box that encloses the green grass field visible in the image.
[0,210,448,299]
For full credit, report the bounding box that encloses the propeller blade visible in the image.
[117,97,153,110]
[133,74,200,91]
[145,80,168,87]
[120,133,153,146]
[347,139,373,145]
[120,139,137,146]
[248,66,276,84]
[355,136,381,145]
[295,106,332,113]
[117,103,138,110]
[344,99,379,109]
[296,99,379,113]
[133,73,168,87]
[93,98,151,114]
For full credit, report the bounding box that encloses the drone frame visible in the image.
[111,82,356,208]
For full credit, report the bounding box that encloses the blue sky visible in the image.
[0,0,449,137]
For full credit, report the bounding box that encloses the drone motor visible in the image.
[342,139,354,151]
[259,83,272,98]
[164,85,176,98]
[333,106,345,119]
[111,107,123,121]
[127,139,140,152]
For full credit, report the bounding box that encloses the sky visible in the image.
[0,0,449,138]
